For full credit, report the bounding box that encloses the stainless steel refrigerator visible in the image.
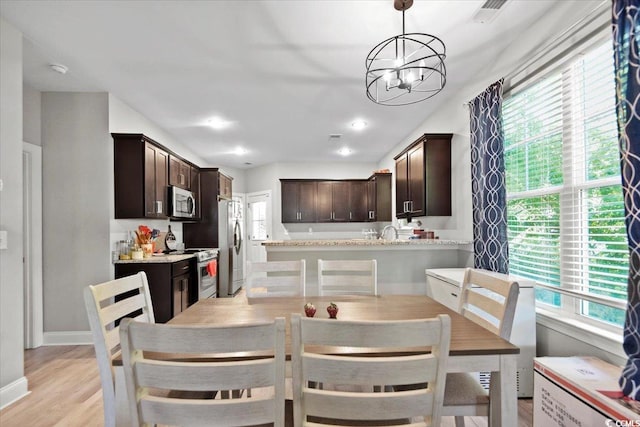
[216,197,243,297]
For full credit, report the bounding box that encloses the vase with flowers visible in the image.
[135,225,158,258]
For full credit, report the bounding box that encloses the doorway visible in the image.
[246,190,272,264]
[23,142,43,349]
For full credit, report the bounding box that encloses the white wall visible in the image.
[0,17,27,407]
[23,84,40,146]
[41,93,111,334]
[245,161,378,240]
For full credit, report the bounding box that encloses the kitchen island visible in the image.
[263,239,472,295]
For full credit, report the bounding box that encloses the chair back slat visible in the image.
[140,395,276,427]
[136,358,276,391]
[304,388,433,422]
[291,313,450,427]
[127,321,279,353]
[100,293,147,326]
[121,317,286,427]
[458,268,520,339]
[246,260,306,298]
[303,353,437,386]
[318,259,377,296]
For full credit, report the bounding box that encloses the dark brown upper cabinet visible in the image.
[395,133,452,218]
[348,180,369,222]
[113,133,169,219]
[367,173,392,222]
[317,181,349,222]
[169,155,191,190]
[280,176,391,224]
[219,173,232,200]
[281,180,317,223]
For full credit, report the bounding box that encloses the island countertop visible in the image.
[262,239,472,249]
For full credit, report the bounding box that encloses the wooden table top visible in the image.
[168,295,519,357]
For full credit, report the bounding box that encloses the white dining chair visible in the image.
[245,259,306,297]
[442,268,520,427]
[83,272,155,427]
[317,259,377,296]
[291,313,451,427]
[120,316,286,427]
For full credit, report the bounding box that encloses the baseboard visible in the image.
[0,377,29,410]
[43,331,93,346]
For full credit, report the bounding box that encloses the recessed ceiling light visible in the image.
[49,63,68,74]
[207,116,233,130]
[351,120,367,130]
[233,147,247,155]
[337,146,352,156]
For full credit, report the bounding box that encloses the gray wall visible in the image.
[23,84,40,146]
[0,16,25,398]
[41,92,111,332]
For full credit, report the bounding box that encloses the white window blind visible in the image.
[503,40,629,328]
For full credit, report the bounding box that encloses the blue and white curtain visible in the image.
[469,79,509,274]
[614,0,640,400]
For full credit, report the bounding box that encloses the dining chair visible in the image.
[120,316,287,427]
[245,259,306,297]
[317,259,377,296]
[291,313,451,427]
[83,271,155,427]
[442,268,520,427]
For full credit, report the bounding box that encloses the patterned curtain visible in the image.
[614,0,640,400]
[469,79,509,274]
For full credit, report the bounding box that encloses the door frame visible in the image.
[23,142,43,348]
[246,190,272,264]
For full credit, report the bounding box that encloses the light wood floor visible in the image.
[0,345,533,426]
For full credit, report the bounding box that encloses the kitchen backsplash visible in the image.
[110,219,184,258]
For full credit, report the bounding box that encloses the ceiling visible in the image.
[0,0,600,169]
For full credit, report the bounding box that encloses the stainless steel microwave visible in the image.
[170,186,196,218]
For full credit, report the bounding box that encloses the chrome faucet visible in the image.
[381,225,399,240]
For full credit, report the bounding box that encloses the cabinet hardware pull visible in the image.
[349,212,352,220]
[156,201,163,214]
[450,293,458,297]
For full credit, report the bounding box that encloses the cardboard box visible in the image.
[534,357,640,426]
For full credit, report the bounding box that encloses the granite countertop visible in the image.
[114,253,195,264]
[262,239,471,247]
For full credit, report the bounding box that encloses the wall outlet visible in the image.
[0,230,7,250]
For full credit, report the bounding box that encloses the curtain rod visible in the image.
[503,0,609,91]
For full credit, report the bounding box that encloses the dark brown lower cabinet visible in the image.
[115,259,194,323]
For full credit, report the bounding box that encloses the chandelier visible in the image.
[365,0,446,106]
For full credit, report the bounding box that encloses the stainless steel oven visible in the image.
[190,249,218,299]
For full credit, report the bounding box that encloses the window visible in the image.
[503,40,629,329]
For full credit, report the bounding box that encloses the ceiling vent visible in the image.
[472,0,508,23]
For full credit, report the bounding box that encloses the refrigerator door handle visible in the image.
[233,220,242,255]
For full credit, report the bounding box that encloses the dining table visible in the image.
[113,294,519,427]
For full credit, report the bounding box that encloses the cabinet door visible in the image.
[316,181,333,222]
[425,137,452,216]
[298,181,317,222]
[349,181,368,222]
[367,179,376,221]
[331,181,349,222]
[407,142,425,216]
[173,274,190,315]
[219,173,232,199]
[281,181,300,223]
[395,155,409,217]
[145,142,169,218]
[374,173,392,222]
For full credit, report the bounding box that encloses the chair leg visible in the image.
[454,416,466,427]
